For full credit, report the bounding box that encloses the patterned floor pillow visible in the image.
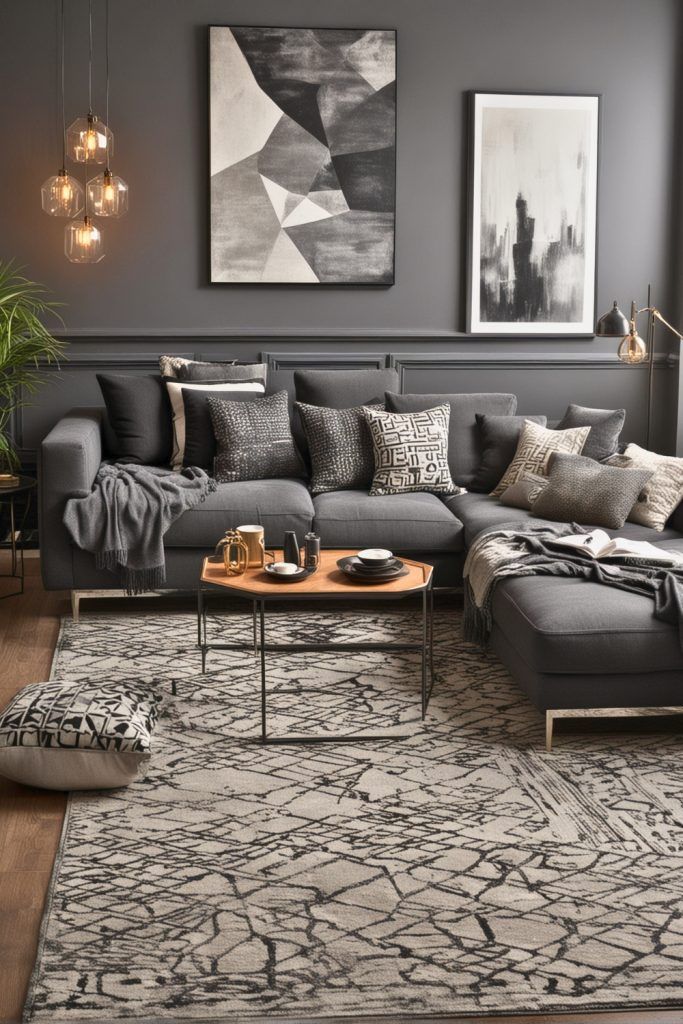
[0,679,162,790]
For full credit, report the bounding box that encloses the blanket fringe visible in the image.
[463,578,492,650]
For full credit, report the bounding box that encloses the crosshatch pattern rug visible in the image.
[24,604,683,1021]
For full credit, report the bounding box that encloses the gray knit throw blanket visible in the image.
[63,464,217,595]
[463,521,683,651]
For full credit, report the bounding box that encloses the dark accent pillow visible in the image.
[296,402,382,495]
[208,391,306,482]
[385,392,518,488]
[182,388,266,471]
[97,374,172,466]
[530,452,653,529]
[556,404,625,461]
[470,414,547,493]
[294,368,400,408]
[363,405,463,496]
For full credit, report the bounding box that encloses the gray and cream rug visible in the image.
[25,604,683,1021]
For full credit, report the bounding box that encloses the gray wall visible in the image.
[0,0,681,463]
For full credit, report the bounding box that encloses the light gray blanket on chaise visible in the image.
[63,463,216,594]
[463,522,683,650]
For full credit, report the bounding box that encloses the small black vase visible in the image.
[283,531,301,567]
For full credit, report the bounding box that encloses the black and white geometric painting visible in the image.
[209,27,396,284]
[468,93,599,335]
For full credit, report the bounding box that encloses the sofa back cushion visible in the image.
[294,368,400,408]
[385,392,517,488]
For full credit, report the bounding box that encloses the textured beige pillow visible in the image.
[608,444,683,531]
[491,420,590,497]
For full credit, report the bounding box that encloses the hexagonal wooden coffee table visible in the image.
[198,549,434,744]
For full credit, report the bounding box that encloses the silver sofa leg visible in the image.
[71,590,81,624]
[545,711,554,752]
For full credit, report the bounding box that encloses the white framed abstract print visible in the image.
[467,93,600,336]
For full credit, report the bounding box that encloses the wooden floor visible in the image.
[1,555,682,1024]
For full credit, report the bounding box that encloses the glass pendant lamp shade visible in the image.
[66,114,113,164]
[64,215,104,262]
[87,169,128,217]
[41,169,84,217]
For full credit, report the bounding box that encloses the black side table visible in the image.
[0,475,36,598]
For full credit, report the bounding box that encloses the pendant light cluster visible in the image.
[41,0,128,263]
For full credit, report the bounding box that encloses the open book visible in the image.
[551,530,683,565]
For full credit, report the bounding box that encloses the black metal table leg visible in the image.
[253,600,258,657]
[260,599,267,741]
[421,586,428,719]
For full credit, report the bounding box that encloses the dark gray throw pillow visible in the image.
[530,452,653,529]
[555,404,625,461]
[296,402,382,495]
[208,391,306,482]
[182,388,266,471]
[97,374,172,466]
[470,414,547,493]
[385,392,518,488]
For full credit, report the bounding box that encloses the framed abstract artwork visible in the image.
[467,92,600,335]
[209,26,396,285]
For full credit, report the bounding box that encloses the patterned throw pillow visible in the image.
[499,472,549,510]
[491,420,590,497]
[296,402,382,495]
[531,453,653,529]
[606,444,683,531]
[0,679,162,790]
[363,404,463,496]
[208,390,306,482]
[159,356,268,384]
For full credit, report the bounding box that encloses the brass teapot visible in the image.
[214,530,249,576]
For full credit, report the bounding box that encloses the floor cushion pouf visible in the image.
[0,679,162,790]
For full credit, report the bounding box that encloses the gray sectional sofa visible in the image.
[39,369,683,743]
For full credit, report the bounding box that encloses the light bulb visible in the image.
[617,330,648,365]
[41,170,84,217]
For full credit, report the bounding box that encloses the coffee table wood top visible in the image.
[200,550,433,598]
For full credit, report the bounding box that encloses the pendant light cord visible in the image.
[88,0,93,115]
[60,0,66,168]
[105,0,110,168]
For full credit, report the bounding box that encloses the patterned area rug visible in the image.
[25,604,683,1021]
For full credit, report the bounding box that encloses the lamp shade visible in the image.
[595,301,630,337]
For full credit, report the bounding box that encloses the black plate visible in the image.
[337,556,408,583]
[353,556,403,574]
[263,565,315,583]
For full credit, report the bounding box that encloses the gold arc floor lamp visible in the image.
[596,287,683,449]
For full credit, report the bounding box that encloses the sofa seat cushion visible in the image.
[313,490,464,551]
[164,479,314,548]
[444,492,682,547]
[492,575,683,676]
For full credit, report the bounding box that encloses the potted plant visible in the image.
[0,261,65,485]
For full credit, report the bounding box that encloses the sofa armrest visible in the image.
[39,409,104,590]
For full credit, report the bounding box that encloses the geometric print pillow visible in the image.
[363,404,464,496]
[607,444,683,531]
[491,419,590,497]
[0,680,163,791]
